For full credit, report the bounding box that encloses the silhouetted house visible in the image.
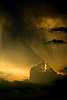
[30,62,58,84]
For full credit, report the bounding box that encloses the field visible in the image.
[0,76,66,99]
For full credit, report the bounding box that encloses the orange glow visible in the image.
[0,60,30,81]
[36,17,65,29]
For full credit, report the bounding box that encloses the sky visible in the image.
[0,0,67,81]
[23,1,67,72]
[0,0,42,81]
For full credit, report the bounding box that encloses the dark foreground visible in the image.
[0,76,67,100]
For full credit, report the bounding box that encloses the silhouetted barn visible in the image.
[30,62,58,84]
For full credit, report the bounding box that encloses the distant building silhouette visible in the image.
[30,61,58,84]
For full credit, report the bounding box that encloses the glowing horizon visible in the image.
[0,60,30,81]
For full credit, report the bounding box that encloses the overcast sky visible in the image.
[0,0,67,80]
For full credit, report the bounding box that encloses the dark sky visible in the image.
[0,0,67,80]
[1,0,67,39]
[21,0,67,71]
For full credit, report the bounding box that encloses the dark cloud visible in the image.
[45,39,67,45]
[49,27,67,33]
[23,0,67,16]
[0,0,66,42]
